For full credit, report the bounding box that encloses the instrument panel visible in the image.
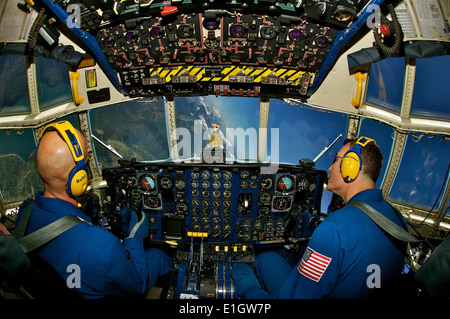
[96,12,337,80]
[94,9,339,98]
[47,0,371,98]
[102,161,327,245]
[101,161,326,298]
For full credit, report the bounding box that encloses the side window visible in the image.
[36,57,72,111]
[389,134,450,211]
[0,55,30,115]
[366,58,405,115]
[410,55,450,121]
[0,129,42,203]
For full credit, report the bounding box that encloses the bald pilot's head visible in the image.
[36,128,88,205]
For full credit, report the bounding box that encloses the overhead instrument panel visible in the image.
[44,0,374,98]
[101,161,327,298]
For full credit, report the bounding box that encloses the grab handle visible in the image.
[351,72,366,108]
[70,71,84,106]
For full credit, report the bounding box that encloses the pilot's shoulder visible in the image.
[314,205,372,235]
[82,223,122,242]
[79,224,129,262]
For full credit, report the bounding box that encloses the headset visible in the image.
[38,121,88,197]
[340,136,376,183]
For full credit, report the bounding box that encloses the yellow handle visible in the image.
[351,72,366,108]
[70,71,84,106]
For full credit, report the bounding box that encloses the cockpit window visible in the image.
[0,115,79,204]
[266,99,348,212]
[389,134,450,211]
[410,55,450,121]
[0,129,42,203]
[174,96,260,161]
[0,55,30,115]
[366,57,405,115]
[266,99,348,167]
[89,98,170,170]
[36,57,72,111]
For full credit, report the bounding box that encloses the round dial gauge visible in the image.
[259,192,272,205]
[260,26,277,40]
[175,201,188,214]
[201,170,210,179]
[297,178,309,191]
[212,180,221,189]
[175,179,185,190]
[191,189,200,197]
[240,170,250,179]
[201,180,210,189]
[260,177,273,191]
[131,189,140,199]
[191,180,199,188]
[202,199,210,206]
[160,175,173,189]
[191,171,200,179]
[202,189,210,197]
[273,196,291,210]
[230,23,247,37]
[240,181,248,189]
[150,26,164,38]
[138,175,156,192]
[276,175,295,192]
[150,27,166,39]
[258,206,270,218]
[203,18,220,30]
[315,36,329,48]
[177,24,194,37]
[289,29,303,41]
[223,180,232,189]
[144,195,160,208]
[223,171,232,180]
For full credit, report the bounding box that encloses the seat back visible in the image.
[0,233,81,299]
[414,236,450,299]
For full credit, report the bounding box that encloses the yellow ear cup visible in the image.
[39,121,89,197]
[69,169,88,197]
[340,151,361,183]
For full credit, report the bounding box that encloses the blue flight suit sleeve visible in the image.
[79,227,149,298]
[122,237,150,294]
[279,222,341,298]
[15,195,152,298]
[99,207,150,297]
[231,222,342,299]
[230,263,272,299]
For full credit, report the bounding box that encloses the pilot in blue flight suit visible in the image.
[15,121,172,298]
[231,137,408,298]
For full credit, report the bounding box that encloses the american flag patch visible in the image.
[297,247,332,282]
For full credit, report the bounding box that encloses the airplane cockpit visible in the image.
[0,0,449,300]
